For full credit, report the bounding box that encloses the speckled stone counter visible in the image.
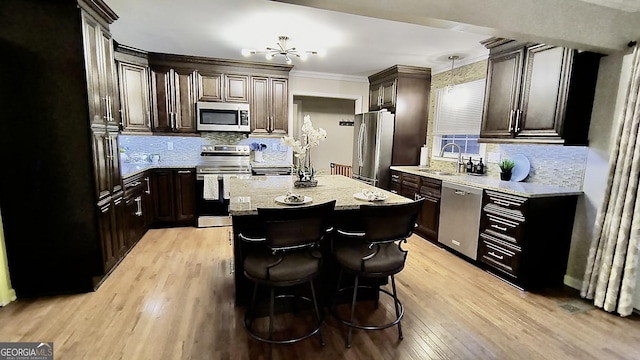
[391,166,582,198]
[229,174,410,216]
[121,161,199,178]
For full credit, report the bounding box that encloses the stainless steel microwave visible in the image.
[196,102,250,132]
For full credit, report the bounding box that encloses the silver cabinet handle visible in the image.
[491,224,508,231]
[390,190,398,194]
[228,232,232,246]
[103,97,110,121]
[454,190,467,195]
[177,170,192,174]
[488,251,504,260]
[135,196,142,216]
[105,136,113,160]
[144,177,151,194]
[508,109,514,132]
[515,109,521,132]
[494,200,511,207]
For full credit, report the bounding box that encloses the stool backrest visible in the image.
[360,199,424,244]
[257,200,336,251]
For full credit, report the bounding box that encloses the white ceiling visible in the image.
[104,0,640,78]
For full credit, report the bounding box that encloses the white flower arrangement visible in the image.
[281,115,327,181]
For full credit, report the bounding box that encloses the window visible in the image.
[432,79,486,161]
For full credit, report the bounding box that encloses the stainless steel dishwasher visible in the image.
[438,181,483,260]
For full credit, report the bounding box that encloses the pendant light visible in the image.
[446,55,459,94]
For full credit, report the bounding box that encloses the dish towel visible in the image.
[203,175,219,200]
[222,175,232,199]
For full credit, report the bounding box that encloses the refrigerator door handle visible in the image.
[357,122,365,167]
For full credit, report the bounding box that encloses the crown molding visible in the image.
[289,70,368,83]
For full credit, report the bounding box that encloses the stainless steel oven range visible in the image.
[196,145,251,227]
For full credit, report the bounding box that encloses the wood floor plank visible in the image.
[1,227,639,360]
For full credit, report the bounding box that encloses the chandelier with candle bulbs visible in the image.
[241,36,319,64]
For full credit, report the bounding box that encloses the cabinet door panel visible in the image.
[369,86,380,111]
[101,31,119,127]
[81,12,104,126]
[250,77,270,134]
[113,195,127,259]
[270,78,288,135]
[197,71,223,102]
[98,201,117,273]
[174,70,196,133]
[151,70,172,132]
[119,62,151,131]
[380,79,396,109]
[518,45,565,138]
[481,48,524,138]
[152,170,174,223]
[174,169,196,224]
[225,74,249,102]
[91,126,110,202]
[417,194,440,242]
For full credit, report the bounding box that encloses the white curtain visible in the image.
[0,211,17,306]
[581,44,640,317]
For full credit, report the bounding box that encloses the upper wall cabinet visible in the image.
[195,71,249,103]
[150,67,197,133]
[479,38,602,145]
[115,44,152,133]
[147,53,292,135]
[250,76,288,136]
[81,6,120,128]
[368,65,431,165]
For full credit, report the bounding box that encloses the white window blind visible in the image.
[433,79,486,135]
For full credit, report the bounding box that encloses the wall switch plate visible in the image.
[279,144,288,152]
[167,141,174,150]
[487,152,501,163]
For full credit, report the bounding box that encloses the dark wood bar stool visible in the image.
[331,199,424,348]
[239,200,336,348]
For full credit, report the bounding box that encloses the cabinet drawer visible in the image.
[479,233,521,278]
[481,211,524,245]
[389,182,400,194]
[401,173,420,187]
[484,190,527,214]
[419,178,441,199]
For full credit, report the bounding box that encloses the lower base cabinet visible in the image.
[478,190,578,289]
[152,168,196,227]
[123,171,153,248]
[97,193,127,275]
[391,170,441,244]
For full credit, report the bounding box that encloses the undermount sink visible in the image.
[417,168,453,176]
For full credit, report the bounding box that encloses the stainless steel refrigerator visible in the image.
[352,110,395,189]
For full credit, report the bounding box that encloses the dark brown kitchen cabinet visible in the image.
[115,44,152,133]
[415,177,441,243]
[123,171,153,248]
[1,0,138,297]
[90,125,122,203]
[150,67,197,133]
[152,168,196,227]
[81,9,119,128]
[195,72,249,103]
[250,76,288,136]
[480,38,601,145]
[478,190,578,289]
[368,65,431,165]
[98,192,126,275]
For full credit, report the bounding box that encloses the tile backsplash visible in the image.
[118,133,291,164]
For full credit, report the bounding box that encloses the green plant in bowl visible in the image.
[498,159,516,172]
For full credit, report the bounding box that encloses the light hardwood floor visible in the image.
[1,227,639,360]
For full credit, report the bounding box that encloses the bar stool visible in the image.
[331,199,424,348]
[239,200,336,347]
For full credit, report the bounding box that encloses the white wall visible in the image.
[288,71,369,135]
[294,96,355,174]
[564,51,634,292]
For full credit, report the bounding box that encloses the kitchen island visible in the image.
[229,175,411,306]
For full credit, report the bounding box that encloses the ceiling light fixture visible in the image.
[446,55,459,94]
[241,36,319,65]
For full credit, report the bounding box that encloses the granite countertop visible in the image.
[121,161,200,178]
[391,166,582,198]
[229,175,410,216]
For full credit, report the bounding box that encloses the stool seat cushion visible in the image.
[244,250,321,283]
[334,240,405,275]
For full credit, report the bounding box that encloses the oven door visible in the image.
[196,175,232,227]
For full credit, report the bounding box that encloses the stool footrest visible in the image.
[331,285,404,330]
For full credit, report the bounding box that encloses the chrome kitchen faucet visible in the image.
[439,143,463,173]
